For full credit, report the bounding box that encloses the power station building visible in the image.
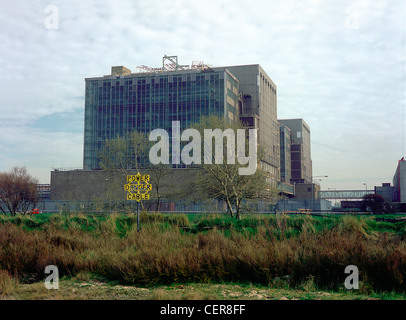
[83,56,280,184]
[51,56,312,205]
[84,63,240,171]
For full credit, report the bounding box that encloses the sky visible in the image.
[0,0,405,191]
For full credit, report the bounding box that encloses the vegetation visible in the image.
[98,131,151,172]
[0,212,405,300]
[361,193,387,213]
[0,166,39,216]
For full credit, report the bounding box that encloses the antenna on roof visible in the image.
[162,55,189,71]
[136,55,211,73]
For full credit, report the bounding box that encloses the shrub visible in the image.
[0,270,18,295]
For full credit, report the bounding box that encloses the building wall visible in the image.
[50,168,201,201]
[278,119,312,183]
[225,65,280,184]
[290,144,303,183]
[393,159,406,203]
[279,124,291,183]
[294,182,320,199]
[375,183,397,202]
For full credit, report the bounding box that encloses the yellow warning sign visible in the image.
[125,173,152,202]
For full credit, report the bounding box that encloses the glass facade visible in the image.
[84,68,239,170]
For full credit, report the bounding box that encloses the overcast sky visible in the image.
[0,0,405,190]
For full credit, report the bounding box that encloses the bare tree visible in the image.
[0,167,39,216]
[97,131,150,212]
[98,131,173,212]
[148,164,171,213]
[191,116,280,219]
[99,131,150,172]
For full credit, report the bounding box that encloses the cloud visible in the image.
[0,125,83,183]
[0,0,404,188]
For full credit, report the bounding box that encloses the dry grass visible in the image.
[0,213,405,294]
[0,270,18,295]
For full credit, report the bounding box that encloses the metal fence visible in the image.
[4,198,332,215]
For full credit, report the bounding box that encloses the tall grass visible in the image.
[0,270,18,295]
[0,213,405,293]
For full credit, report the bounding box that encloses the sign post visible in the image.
[137,201,140,232]
[124,172,152,232]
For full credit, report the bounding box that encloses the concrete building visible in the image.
[84,62,240,170]
[52,57,283,202]
[375,183,397,202]
[393,158,406,203]
[223,65,280,185]
[278,119,312,184]
[82,59,280,182]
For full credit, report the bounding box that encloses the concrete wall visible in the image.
[294,182,320,199]
[50,168,201,201]
[225,65,280,183]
